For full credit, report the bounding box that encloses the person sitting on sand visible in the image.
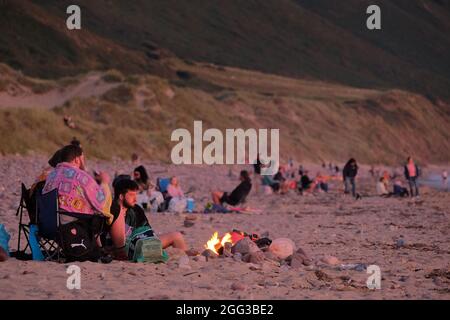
[393,180,409,197]
[298,171,313,194]
[42,144,114,224]
[167,176,184,198]
[212,170,252,206]
[376,177,391,197]
[274,166,291,194]
[261,174,280,193]
[133,165,155,209]
[107,179,196,260]
[312,172,329,193]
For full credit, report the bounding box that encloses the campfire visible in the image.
[203,230,257,257]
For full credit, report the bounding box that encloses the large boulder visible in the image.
[268,238,296,260]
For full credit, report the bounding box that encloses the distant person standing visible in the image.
[404,156,420,197]
[442,170,448,191]
[343,158,359,198]
[253,155,262,193]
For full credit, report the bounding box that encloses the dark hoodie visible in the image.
[343,159,358,179]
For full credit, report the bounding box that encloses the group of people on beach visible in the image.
[5,138,255,262]
[255,155,424,200]
[0,134,438,264]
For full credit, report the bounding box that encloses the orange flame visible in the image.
[205,232,233,255]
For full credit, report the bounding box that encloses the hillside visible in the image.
[1,0,450,99]
[1,62,449,165]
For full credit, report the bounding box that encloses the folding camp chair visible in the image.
[14,183,34,259]
[156,177,170,194]
[34,188,106,262]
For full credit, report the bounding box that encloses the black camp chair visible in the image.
[14,183,34,259]
[16,186,105,262]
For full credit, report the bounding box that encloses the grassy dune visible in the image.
[1,62,449,165]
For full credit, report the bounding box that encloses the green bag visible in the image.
[125,226,169,263]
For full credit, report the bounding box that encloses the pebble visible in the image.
[232,238,260,255]
[231,282,247,291]
[248,263,262,271]
[193,255,207,263]
[233,253,242,262]
[183,220,195,228]
[201,249,217,259]
[321,255,340,266]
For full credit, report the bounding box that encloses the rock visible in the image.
[178,256,191,270]
[232,238,261,255]
[315,270,333,282]
[268,238,295,260]
[243,251,265,264]
[321,255,340,266]
[248,263,262,271]
[290,255,305,268]
[193,255,207,263]
[280,265,291,273]
[183,220,195,228]
[164,87,175,99]
[395,239,405,248]
[231,282,247,291]
[233,253,243,262]
[295,248,312,265]
[185,215,197,221]
[165,247,187,261]
[201,249,218,259]
[264,251,279,262]
[223,242,233,257]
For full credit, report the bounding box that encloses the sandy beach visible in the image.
[0,155,448,300]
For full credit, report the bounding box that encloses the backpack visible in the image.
[57,218,103,262]
[125,226,168,263]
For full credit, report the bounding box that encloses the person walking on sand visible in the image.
[404,156,420,197]
[343,158,359,199]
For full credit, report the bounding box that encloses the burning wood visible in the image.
[203,231,234,256]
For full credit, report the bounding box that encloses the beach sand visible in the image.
[0,156,449,300]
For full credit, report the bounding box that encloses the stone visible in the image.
[321,255,340,266]
[264,251,280,262]
[165,247,187,261]
[232,238,260,255]
[242,251,265,264]
[231,282,247,291]
[223,242,233,257]
[164,87,175,99]
[201,249,218,259]
[291,248,312,267]
[183,220,195,228]
[178,256,191,270]
[233,253,243,262]
[193,255,207,263]
[248,263,262,271]
[268,238,295,260]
